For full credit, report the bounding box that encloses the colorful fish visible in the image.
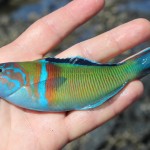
[0,47,150,111]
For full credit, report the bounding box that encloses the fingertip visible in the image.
[110,18,150,48]
[64,0,105,21]
[132,18,150,28]
[129,18,150,40]
[96,0,105,10]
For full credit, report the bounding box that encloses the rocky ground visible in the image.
[0,0,150,149]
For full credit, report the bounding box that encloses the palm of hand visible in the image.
[0,0,149,150]
[0,101,68,149]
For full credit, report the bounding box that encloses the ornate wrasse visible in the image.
[0,47,149,111]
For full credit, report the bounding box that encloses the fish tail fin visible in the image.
[121,47,150,77]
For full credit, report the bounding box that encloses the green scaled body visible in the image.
[0,47,149,111]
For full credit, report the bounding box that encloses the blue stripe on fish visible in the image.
[38,62,49,106]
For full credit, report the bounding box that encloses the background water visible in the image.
[0,0,150,149]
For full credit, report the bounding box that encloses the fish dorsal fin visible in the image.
[44,56,102,66]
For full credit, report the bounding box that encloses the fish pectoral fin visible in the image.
[79,83,127,110]
[26,76,66,87]
[45,77,67,88]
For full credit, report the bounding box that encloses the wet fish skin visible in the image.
[0,47,149,111]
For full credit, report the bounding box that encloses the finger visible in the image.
[58,19,150,62]
[64,81,143,140]
[0,0,105,63]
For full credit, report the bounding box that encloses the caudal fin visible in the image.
[121,47,150,77]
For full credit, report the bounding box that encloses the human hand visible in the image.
[0,0,150,149]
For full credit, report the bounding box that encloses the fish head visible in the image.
[0,63,24,99]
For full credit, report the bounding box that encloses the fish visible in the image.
[0,47,150,112]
